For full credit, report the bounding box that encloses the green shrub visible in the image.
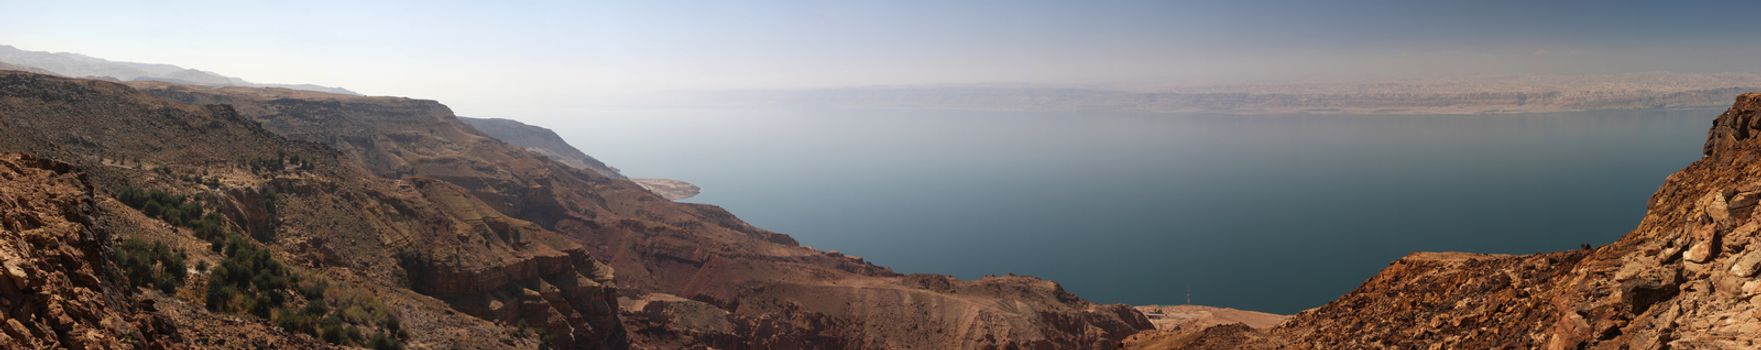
[368,331,404,350]
[118,186,402,348]
[117,186,208,231]
[115,238,188,294]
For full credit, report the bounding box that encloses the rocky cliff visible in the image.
[456,117,624,178]
[1136,93,1761,349]
[0,71,619,348]
[0,153,174,348]
[456,116,701,200]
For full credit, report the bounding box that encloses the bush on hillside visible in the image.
[115,238,188,293]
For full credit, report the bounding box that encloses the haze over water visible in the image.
[559,107,1718,313]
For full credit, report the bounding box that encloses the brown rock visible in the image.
[1734,251,1761,278]
[1700,191,1732,225]
[1685,223,1720,263]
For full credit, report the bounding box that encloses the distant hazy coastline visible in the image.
[632,72,1761,115]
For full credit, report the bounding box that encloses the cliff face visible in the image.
[400,177,626,348]
[456,116,701,201]
[457,117,623,178]
[134,79,1152,349]
[1137,94,1761,349]
[0,153,170,348]
[0,71,621,348]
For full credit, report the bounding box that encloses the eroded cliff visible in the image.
[0,71,619,348]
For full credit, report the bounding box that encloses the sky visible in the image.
[3,0,1761,121]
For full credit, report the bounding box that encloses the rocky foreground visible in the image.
[1132,94,1761,349]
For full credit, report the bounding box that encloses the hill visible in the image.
[456,117,701,200]
[0,44,356,95]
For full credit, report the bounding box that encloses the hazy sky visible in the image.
[4,0,1760,119]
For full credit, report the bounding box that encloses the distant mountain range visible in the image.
[9,43,1757,115]
[0,44,356,95]
[643,72,1761,115]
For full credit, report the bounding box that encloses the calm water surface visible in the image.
[555,107,1717,313]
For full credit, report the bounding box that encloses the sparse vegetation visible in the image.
[205,235,290,317]
[115,238,188,293]
[246,153,312,174]
[117,186,202,227]
[114,185,405,348]
[116,186,231,251]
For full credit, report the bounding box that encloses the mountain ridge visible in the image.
[454,117,703,200]
[0,44,356,95]
[634,72,1761,115]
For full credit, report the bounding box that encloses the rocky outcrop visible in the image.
[399,177,625,349]
[625,275,1153,349]
[0,153,164,348]
[0,152,343,349]
[1143,93,1761,349]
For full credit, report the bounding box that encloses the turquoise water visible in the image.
[554,107,1717,313]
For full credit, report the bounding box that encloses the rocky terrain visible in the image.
[1135,93,1761,349]
[1133,305,1288,333]
[0,70,566,348]
[1122,305,1287,350]
[0,153,176,348]
[0,69,1150,349]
